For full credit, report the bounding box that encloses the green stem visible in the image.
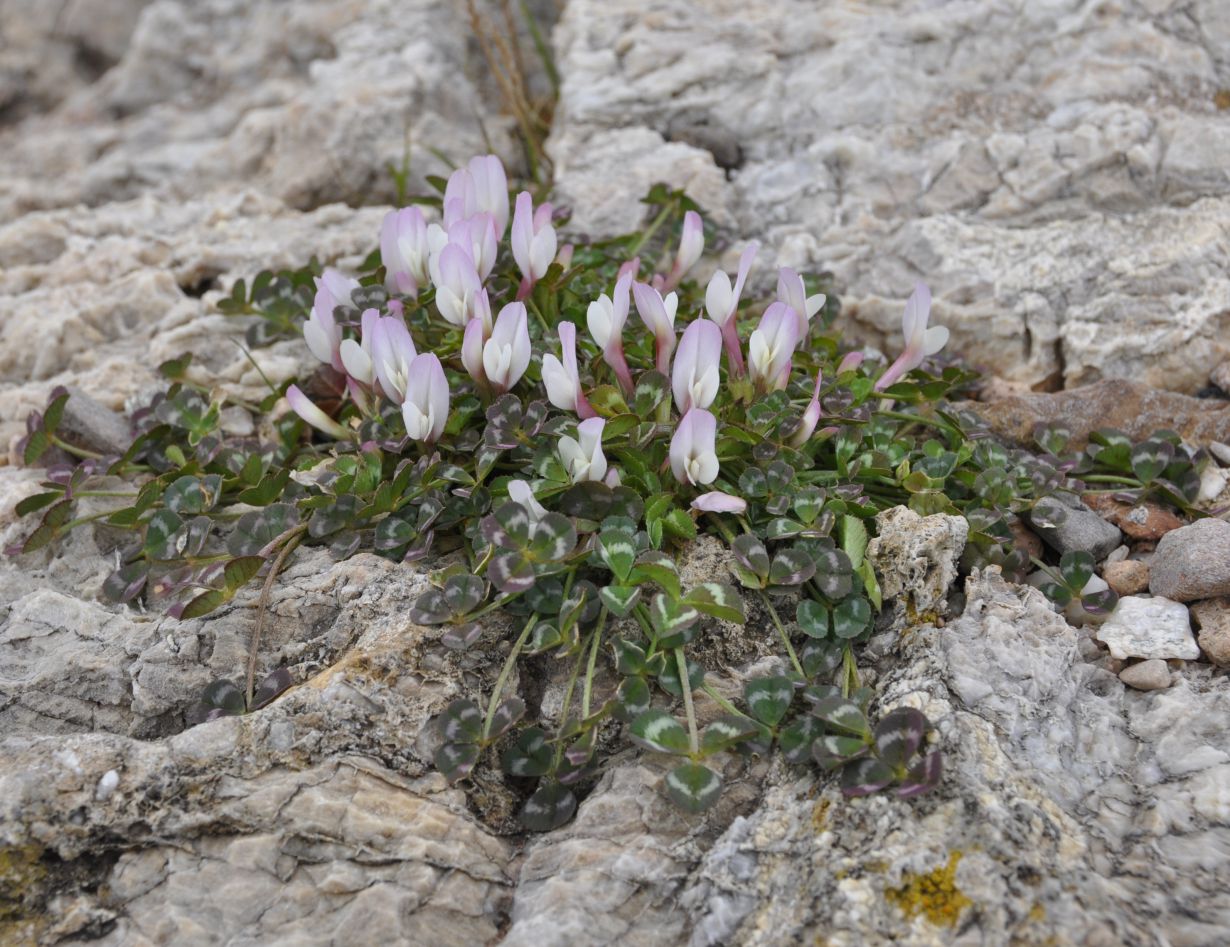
[841,643,860,699]
[758,591,806,679]
[49,436,103,461]
[626,201,675,259]
[1079,475,1143,487]
[582,608,607,718]
[701,682,755,722]
[464,591,516,623]
[675,647,699,756]
[872,410,960,437]
[482,612,538,741]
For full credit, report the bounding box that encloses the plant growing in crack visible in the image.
[11,150,1202,829]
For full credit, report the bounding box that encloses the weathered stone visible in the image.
[550,0,1230,393]
[1119,659,1173,691]
[1081,494,1184,542]
[966,380,1230,449]
[866,506,967,625]
[1027,493,1122,560]
[1103,559,1150,597]
[1150,519,1230,602]
[1096,595,1199,661]
[1192,598,1230,668]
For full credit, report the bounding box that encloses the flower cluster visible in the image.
[287,155,949,521]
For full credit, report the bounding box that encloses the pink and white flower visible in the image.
[401,353,450,444]
[303,269,358,372]
[632,281,678,375]
[541,321,595,418]
[875,283,948,390]
[511,191,557,298]
[371,316,418,404]
[587,271,634,394]
[463,302,531,394]
[704,242,758,374]
[507,479,547,521]
[286,384,350,440]
[444,155,509,238]
[789,369,825,447]
[380,207,430,297]
[776,267,827,337]
[558,417,607,483]
[434,244,485,327]
[448,212,499,280]
[691,492,747,514]
[670,408,719,486]
[747,302,801,393]
[662,210,703,292]
[671,318,722,414]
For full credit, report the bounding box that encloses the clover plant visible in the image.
[10,153,1199,828]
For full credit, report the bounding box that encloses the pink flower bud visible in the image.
[672,318,722,414]
[632,281,678,375]
[875,283,947,391]
[776,267,826,337]
[541,322,595,418]
[286,384,350,440]
[747,302,801,393]
[558,417,608,483]
[401,353,450,444]
[691,492,747,513]
[511,191,557,298]
[380,208,430,297]
[670,409,719,487]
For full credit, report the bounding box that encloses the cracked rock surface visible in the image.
[4,1,1230,944]
[549,0,1230,393]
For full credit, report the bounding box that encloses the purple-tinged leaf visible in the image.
[435,742,480,782]
[488,551,536,594]
[485,697,526,741]
[873,707,927,769]
[897,749,943,798]
[629,708,690,755]
[438,699,483,744]
[813,697,870,739]
[744,676,794,727]
[840,757,896,797]
[521,782,576,831]
[665,762,722,814]
[779,713,823,764]
[500,727,551,777]
[813,734,871,770]
[441,622,483,650]
[252,667,293,710]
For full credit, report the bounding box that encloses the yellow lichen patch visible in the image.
[812,799,831,831]
[1216,89,1230,111]
[885,851,972,927]
[0,845,48,945]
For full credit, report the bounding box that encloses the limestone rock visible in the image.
[1027,493,1122,560]
[1096,595,1199,661]
[866,506,967,625]
[1119,659,1173,691]
[549,0,1230,392]
[1150,519,1230,602]
[966,379,1230,449]
[1192,598,1230,668]
[1103,559,1150,597]
[0,0,518,219]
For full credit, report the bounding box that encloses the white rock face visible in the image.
[549,0,1230,392]
[1096,595,1200,660]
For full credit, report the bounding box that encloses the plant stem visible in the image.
[701,682,754,722]
[758,591,806,679]
[841,643,860,699]
[49,436,103,460]
[1080,475,1143,487]
[482,612,538,740]
[246,524,307,707]
[551,631,588,769]
[626,201,675,259]
[675,646,699,755]
[582,608,607,718]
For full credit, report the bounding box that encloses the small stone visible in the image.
[1211,360,1230,394]
[1105,545,1130,565]
[1191,598,1230,668]
[1198,465,1228,504]
[1081,493,1184,542]
[1149,519,1230,601]
[1096,595,1198,661]
[867,506,968,619]
[58,386,133,456]
[1210,442,1230,466]
[1119,659,1173,691]
[1103,560,1150,596]
[1028,494,1122,560]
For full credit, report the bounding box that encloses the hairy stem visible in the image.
[483,612,538,741]
[246,525,307,707]
[758,591,806,679]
